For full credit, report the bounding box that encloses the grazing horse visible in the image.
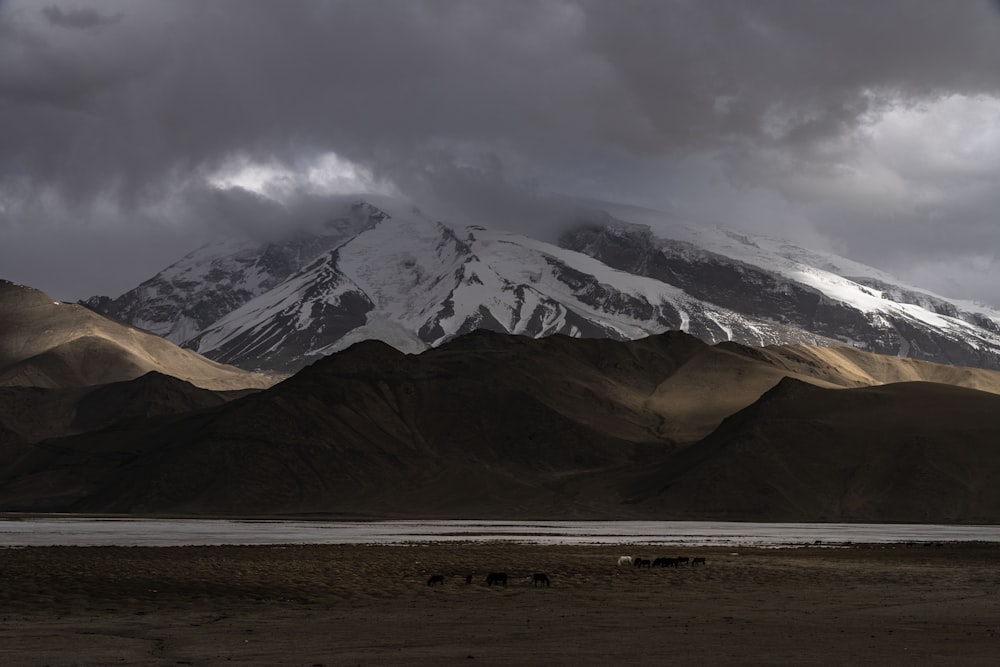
[653,557,677,568]
[676,556,690,566]
[617,555,633,566]
[532,573,550,587]
[634,558,651,568]
[427,575,444,586]
[486,572,508,587]
[692,557,706,566]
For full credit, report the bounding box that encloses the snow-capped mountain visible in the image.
[561,204,1000,369]
[86,198,1000,373]
[84,202,389,343]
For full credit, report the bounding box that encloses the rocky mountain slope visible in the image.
[0,280,275,390]
[83,198,1000,373]
[3,331,1000,521]
[561,206,1000,370]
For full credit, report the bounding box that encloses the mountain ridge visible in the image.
[82,198,1000,373]
[3,330,1000,520]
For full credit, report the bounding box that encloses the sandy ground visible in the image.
[2,542,999,666]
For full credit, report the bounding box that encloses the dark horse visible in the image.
[486,572,508,587]
[427,575,444,586]
[532,573,550,587]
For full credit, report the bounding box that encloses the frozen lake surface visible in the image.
[1,517,999,547]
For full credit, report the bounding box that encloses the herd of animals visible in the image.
[619,555,707,568]
[425,572,549,587]
[425,554,708,587]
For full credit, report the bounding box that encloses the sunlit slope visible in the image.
[0,280,274,390]
[760,343,1000,391]
[638,339,1000,443]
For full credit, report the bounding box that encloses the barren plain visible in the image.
[2,542,999,665]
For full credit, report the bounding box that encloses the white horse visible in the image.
[617,555,633,566]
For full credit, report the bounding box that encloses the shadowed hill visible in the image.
[622,378,1000,523]
[0,372,257,469]
[0,333,691,515]
[0,280,275,390]
[3,329,1000,519]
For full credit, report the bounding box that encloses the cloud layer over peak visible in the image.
[1,0,998,305]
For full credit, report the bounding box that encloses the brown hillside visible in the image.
[0,280,275,390]
[0,373,256,469]
[3,329,1000,520]
[625,379,1000,523]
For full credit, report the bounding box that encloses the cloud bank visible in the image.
[0,0,998,304]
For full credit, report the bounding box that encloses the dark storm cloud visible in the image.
[41,4,121,29]
[0,0,999,303]
[5,0,1000,193]
[582,0,1000,148]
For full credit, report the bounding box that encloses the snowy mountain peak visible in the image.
[85,198,1000,373]
[83,200,391,344]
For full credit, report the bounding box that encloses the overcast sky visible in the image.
[1,0,999,307]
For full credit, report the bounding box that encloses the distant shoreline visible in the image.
[3,515,999,548]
